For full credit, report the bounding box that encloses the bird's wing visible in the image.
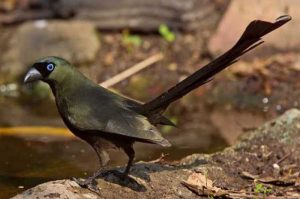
[66,93,171,147]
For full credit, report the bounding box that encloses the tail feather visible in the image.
[141,15,291,115]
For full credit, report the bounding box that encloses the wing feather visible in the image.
[64,88,170,147]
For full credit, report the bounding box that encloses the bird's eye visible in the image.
[46,63,55,71]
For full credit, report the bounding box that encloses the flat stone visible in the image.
[0,20,100,83]
[11,180,97,199]
[208,0,298,55]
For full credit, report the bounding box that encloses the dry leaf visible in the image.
[182,172,228,197]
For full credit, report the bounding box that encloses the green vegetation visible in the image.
[122,31,142,47]
[159,24,176,42]
[254,183,272,196]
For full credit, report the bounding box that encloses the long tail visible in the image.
[141,15,291,118]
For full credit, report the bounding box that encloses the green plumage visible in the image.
[48,60,170,146]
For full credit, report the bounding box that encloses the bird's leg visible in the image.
[122,145,135,178]
[73,144,109,191]
[106,145,135,180]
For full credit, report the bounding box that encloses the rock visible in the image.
[0,0,228,32]
[0,20,100,83]
[0,0,17,12]
[208,0,298,55]
[210,109,265,145]
[11,180,98,199]
[11,109,300,198]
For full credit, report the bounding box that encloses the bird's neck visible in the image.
[46,69,94,98]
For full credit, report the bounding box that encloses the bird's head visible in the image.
[24,56,73,84]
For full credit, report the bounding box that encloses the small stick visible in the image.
[100,53,164,88]
[275,151,293,165]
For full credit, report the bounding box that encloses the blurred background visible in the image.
[0,0,298,198]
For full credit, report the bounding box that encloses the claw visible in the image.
[72,168,104,189]
[72,177,101,194]
[86,183,101,194]
[72,177,89,187]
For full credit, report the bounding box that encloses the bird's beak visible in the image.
[24,68,42,83]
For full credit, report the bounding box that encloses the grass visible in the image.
[159,24,175,42]
[254,183,272,196]
[122,30,142,48]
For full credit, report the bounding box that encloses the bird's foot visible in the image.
[72,169,129,192]
[72,168,107,193]
[108,170,129,180]
[72,177,101,194]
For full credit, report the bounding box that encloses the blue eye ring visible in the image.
[46,63,55,71]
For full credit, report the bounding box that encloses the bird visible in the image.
[24,15,290,190]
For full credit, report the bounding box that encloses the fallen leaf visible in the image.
[182,172,229,197]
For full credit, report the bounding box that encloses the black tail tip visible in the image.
[276,15,292,22]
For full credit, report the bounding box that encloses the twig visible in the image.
[148,153,168,163]
[100,53,163,88]
[229,192,281,199]
[275,150,293,165]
